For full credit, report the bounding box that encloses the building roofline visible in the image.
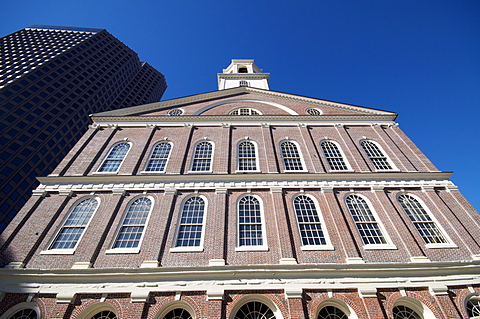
[27,25,104,33]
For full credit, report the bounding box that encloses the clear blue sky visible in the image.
[1,1,479,210]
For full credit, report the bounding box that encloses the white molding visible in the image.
[37,172,454,190]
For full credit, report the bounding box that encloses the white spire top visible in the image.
[217,59,270,90]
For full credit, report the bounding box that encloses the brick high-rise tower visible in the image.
[0,60,479,319]
[0,25,167,231]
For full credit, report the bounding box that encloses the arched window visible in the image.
[145,142,172,172]
[191,141,213,172]
[294,195,329,247]
[6,308,38,319]
[49,198,98,250]
[360,140,393,171]
[317,306,348,319]
[280,141,304,171]
[234,301,276,319]
[345,194,387,245]
[162,309,192,319]
[98,142,131,172]
[320,140,350,171]
[90,311,117,319]
[238,195,265,248]
[398,194,448,244]
[466,295,480,318]
[176,196,206,248]
[229,108,261,115]
[392,306,421,319]
[237,140,258,171]
[112,197,152,249]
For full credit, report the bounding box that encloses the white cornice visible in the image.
[36,172,453,193]
[92,87,396,118]
[0,261,479,296]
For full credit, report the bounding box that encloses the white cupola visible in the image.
[217,59,270,90]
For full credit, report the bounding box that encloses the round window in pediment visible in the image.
[168,108,183,116]
[229,107,262,116]
[306,107,322,116]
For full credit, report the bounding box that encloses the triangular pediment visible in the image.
[94,87,396,119]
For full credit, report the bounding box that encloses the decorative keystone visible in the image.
[131,290,150,303]
[207,289,224,300]
[429,285,448,296]
[56,292,76,304]
[358,287,377,298]
[285,288,303,299]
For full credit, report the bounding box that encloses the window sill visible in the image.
[187,171,213,174]
[169,246,204,252]
[301,245,335,251]
[426,243,458,249]
[105,248,140,254]
[92,171,119,175]
[363,244,398,250]
[235,246,269,252]
[40,249,75,255]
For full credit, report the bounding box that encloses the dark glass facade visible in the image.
[0,25,167,231]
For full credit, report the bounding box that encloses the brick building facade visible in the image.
[1,60,479,318]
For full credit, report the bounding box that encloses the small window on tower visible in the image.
[239,80,249,87]
[238,66,248,73]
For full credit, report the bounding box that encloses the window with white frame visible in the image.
[294,194,328,246]
[229,107,261,115]
[233,301,276,319]
[90,311,117,319]
[145,141,172,172]
[49,198,98,250]
[320,140,350,171]
[392,306,421,319]
[398,194,448,244]
[5,308,38,319]
[360,140,393,170]
[112,197,152,249]
[317,306,348,319]
[237,140,258,171]
[280,140,304,171]
[176,196,206,247]
[238,195,265,247]
[98,142,130,172]
[191,141,213,171]
[466,295,480,318]
[345,194,387,245]
[162,308,193,319]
